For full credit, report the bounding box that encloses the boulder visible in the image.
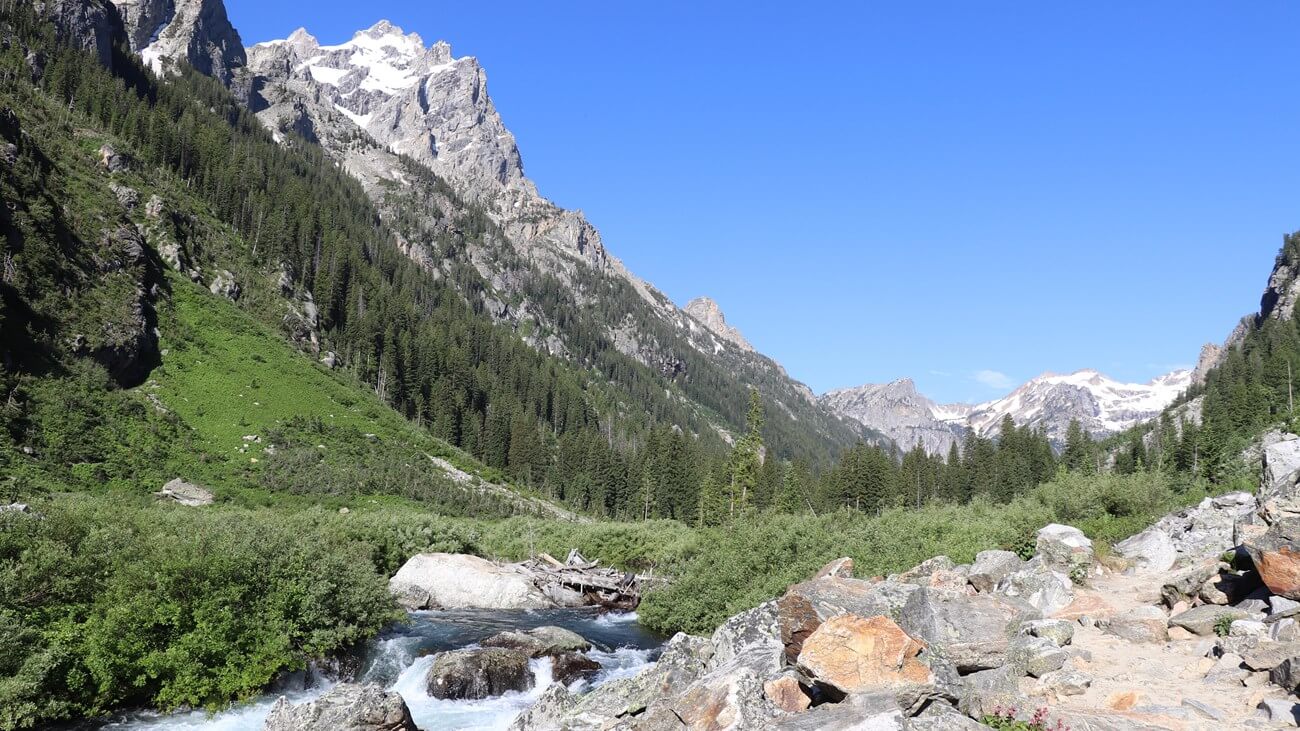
[763,671,812,713]
[153,478,213,506]
[893,556,966,590]
[671,664,772,731]
[1146,492,1255,565]
[426,648,532,699]
[770,691,904,731]
[1257,698,1300,726]
[1021,619,1074,647]
[710,600,784,676]
[97,143,130,172]
[1272,656,1300,692]
[563,633,713,721]
[1035,524,1094,574]
[1170,600,1248,634]
[955,666,1024,719]
[507,683,574,731]
[110,182,139,210]
[815,557,855,579]
[209,269,242,301]
[795,615,934,698]
[1037,669,1092,697]
[784,576,918,624]
[263,683,418,731]
[145,194,165,219]
[967,550,1023,593]
[482,626,591,657]
[1203,652,1249,685]
[995,564,1074,615]
[388,553,555,610]
[775,591,822,665]
[897,587,1040,673]
[1114,528,1177,575]
[1264,437,1300,499]
[1006,635,1067,678]
[551,652,601,685]
[1241,642,1300,672]
[907,700,986,730]
[1102,606,1168,644]
[1160,560,1219,607]
[1245,518,1300,599]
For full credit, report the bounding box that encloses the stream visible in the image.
[95,609,665,731]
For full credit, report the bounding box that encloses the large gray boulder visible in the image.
[389,553,554,610]
[967,550,1023,593]
[426,648,533,699]
[1035,524,1094,575]
[153,478,214,506]
[1264,436,1300,500]
[995,563,1073,615]
[770,691,904,730]
[896,587,1040,673]
[482,626,591,657]
[263,684,418,731]
[1114,528,1177,575]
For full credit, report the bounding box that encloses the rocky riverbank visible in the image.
[262,434,1300,729]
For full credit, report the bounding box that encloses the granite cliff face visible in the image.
[110,0,246,86]
[684,296,754,353]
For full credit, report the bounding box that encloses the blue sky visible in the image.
[228,1,1300,404]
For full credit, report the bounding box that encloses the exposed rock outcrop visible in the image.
[684,297,753,353]
[153,477,213,506]
[111,0,247,87]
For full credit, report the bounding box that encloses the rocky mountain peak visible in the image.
[112,0,246,86]
[684,297,753,352]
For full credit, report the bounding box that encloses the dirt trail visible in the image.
[1029,572,1295,730]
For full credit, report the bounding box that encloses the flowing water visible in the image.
[94,609,664,731]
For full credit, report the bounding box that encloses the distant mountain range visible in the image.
[821,369,1192,454]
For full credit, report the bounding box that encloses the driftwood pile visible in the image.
[521,549,667,610]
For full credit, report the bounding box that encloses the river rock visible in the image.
[426,648,532,699]
[710,600,784,676]
[1245,518,1300,599]
[551,652,601,685]
[897,587,1040,673]
[1114,528,1177,575]
[389,553,555,610]
[796,615,934,698]
[995,564,1074,615]
[263,683,418,731]
[1036,524,1094,574]
[507,683,574,731]
[967,550,1023,593]
[153,477,214,506]
[482,626,591,657]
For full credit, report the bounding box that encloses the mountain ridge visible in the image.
[823,367,1192,453]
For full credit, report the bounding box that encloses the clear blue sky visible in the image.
[227,0,1300,404]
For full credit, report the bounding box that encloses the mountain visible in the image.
[683,296,754,353]
[112,0,246,86]
[820,379,968,455]
[242,20,874,463]
[823,369,1191,452]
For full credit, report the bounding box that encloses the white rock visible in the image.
[1114,528,1177,575]
[388,553,555,610]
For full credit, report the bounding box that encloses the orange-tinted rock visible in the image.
[763,674,811,713]
[796,614,933,694]
[1107,690,1142,711]
[1246,521,1300,599]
